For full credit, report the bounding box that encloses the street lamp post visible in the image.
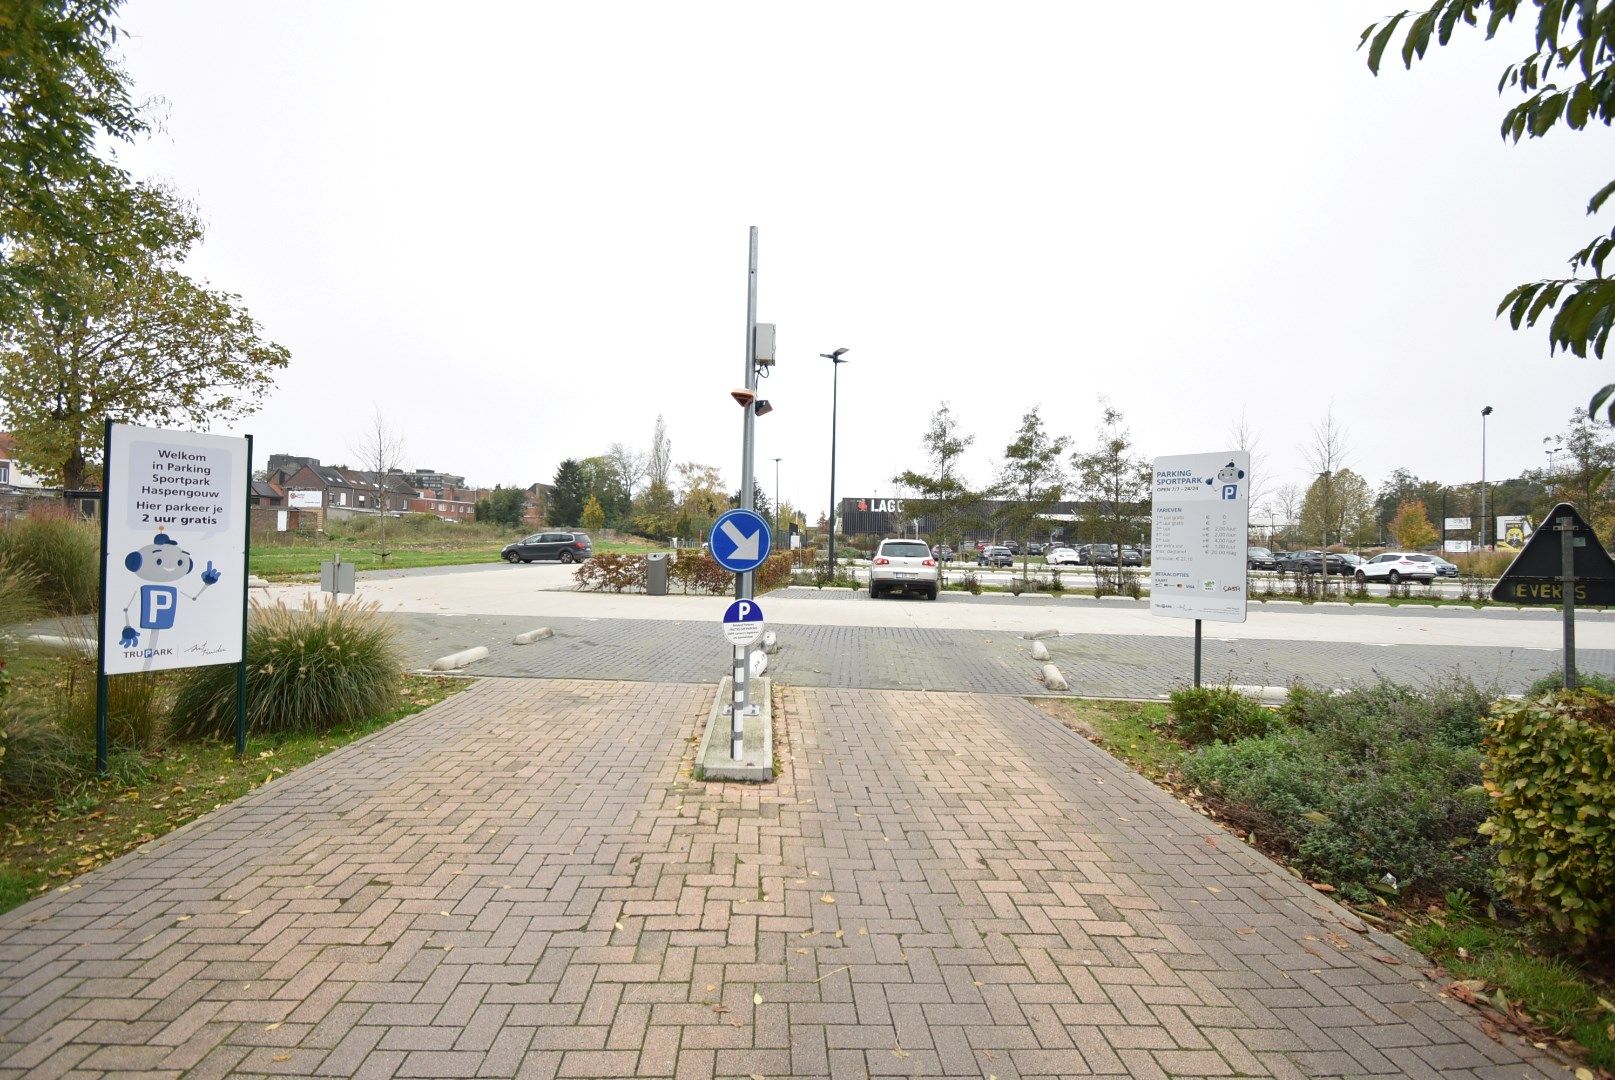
[1480,405,1494,551]
[773,457,782,542]
[822,348,849,574]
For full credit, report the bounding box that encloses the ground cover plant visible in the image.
[1037,678,1614,1071]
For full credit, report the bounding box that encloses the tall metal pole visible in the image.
[774,457,782,541]
[732,227,759,755]
[1561,514,1577,689]
[1480,406,1492,551]
[828,361,840,575]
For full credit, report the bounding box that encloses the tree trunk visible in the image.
[63,447,86,492]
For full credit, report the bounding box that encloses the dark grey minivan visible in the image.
[502,531,593,563]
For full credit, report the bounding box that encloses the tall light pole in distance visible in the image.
[773,457,782,542]
[822,348,850,574]
[1480,405,1494,551]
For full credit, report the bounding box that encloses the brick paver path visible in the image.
[0,680,1560,1078]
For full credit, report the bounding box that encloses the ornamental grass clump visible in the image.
[0,513,98,615]
[171,598,400,739]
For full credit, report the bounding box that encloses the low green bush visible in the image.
[1168,687,1275,745]
[0,515,98,615]
[1526,670,1615,696]
[1479,691,1615,947]
[1182,679,1496,900]
[1281,678,1493,751]
[170,598,400,739]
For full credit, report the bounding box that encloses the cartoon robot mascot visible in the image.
[119,531,221,648]
[1212,461,1246,501]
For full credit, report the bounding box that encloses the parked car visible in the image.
[1286,550,1355,575]
[1003,541,1022,556]
[934,544,955,563]
[870,537,940,599]
[1355,551,1438,585]
[502,531,593,564]
[1045,546,1081,566]
[1026,543,1044,556]
[1119,546,1143,567]
[1248,547,1278,571]
[1428,555,1459,577]
[977,545,1013,567]
[1337,553,1366,573]
[1081,543,1117,565]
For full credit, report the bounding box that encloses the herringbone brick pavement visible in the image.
[0,680,1563,1078]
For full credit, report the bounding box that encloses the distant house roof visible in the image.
[251,480,280,500]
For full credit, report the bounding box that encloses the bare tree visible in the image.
[1229,409,1271,517]
[352,408,407,563]
[1273,483,1302,543]
[647,414,672,490]
[1300,407,1353,576]
[607,442,646,504]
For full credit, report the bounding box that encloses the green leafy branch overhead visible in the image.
[1362,1,1615,415]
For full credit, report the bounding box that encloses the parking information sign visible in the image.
[708,508,772,574]
[102,423,250,673]
[1150,451,1250,624]
[721,599,765,646]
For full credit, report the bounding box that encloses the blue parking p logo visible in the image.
[1221,484,1239,501]
[140,585,177,630]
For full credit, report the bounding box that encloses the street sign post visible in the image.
[709,508,773,574]
[1491,502,1615,688]
[1150,451,1250,686]
[722,599,765,647]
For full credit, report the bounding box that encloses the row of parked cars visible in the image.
[1247,547,1459,583]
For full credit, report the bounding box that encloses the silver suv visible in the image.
[869,538,940,600]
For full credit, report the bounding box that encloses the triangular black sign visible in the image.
[1491,502,1615,606]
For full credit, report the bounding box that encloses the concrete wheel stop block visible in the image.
[696,675,773,781]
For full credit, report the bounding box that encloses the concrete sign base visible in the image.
[697,676,773,781]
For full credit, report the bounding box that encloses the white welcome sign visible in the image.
[102,423,250,674]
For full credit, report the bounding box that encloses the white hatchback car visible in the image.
[1045,546,1081,566]
[1356,552,1438,585]
[869,538,940,600]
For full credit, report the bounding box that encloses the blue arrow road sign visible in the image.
[708,508,772,573]
[723,599,764,625]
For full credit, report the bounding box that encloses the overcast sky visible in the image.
[111,2,1604,516]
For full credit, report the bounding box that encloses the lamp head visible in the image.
[1482,405,1494,416]
[753,399,773,417]
[730,388,755,407]
[821,347,850,363]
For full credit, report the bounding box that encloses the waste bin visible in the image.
[646,551,670,595]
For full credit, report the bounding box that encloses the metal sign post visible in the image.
[1491,502,1615,689]
[710,508,772,757]
[1560,514,1578,690]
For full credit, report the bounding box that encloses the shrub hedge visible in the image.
[1479,691,1615,946]
[575,551,797,594]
